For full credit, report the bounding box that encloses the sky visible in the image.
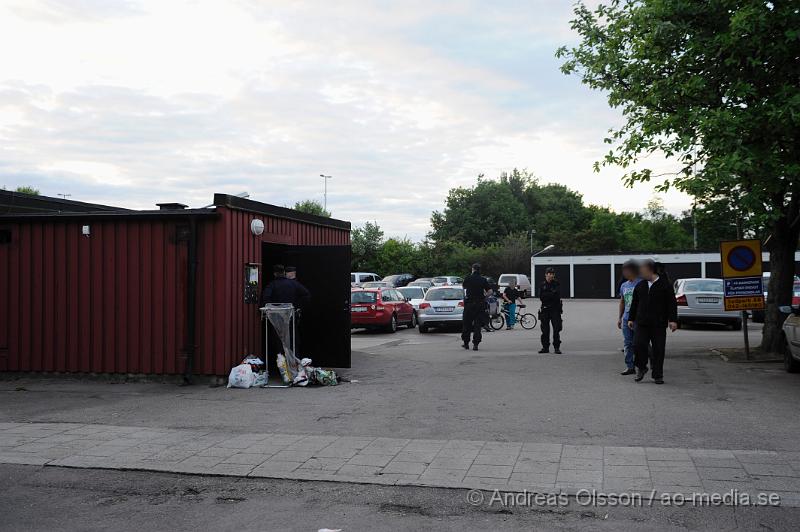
[0,0,693,240]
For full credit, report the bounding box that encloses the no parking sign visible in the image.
[719,240,765,311]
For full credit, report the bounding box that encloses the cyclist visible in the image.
[502,284,524,330]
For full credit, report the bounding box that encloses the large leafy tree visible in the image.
[293,199,331,218]
[558,0,800,353]
[351,221,384,272]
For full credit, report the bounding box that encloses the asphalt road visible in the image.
[3,464,799,532]
[2,300,798,531]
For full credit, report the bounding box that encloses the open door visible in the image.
[262,243,351,368]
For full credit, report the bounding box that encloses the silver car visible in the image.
[417,286,465,333]
[674,278,742,330]
[431,276,463,287]
[397,286,426,312]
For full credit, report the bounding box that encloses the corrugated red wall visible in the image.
[0,205,349,376]
[194,207,349,375]
[0,219,189,374]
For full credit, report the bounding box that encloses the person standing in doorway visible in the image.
[617,260,642,375]
[538,267,563,354]
[462,263,491,351]
[503,284,523,330]
[627,259,678,384]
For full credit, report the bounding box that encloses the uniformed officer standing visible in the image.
[538,267,563,354]
[462,263,491,351]
[260,264,311,355]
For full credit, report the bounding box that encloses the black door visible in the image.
[269,244,352,368]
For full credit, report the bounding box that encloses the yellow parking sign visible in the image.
[720,240,763,279]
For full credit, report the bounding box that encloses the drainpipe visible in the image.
[183,216,198,385]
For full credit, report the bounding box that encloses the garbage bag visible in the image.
[277,354,292,384]
[227,364,254,388]
[263,304,302,380]
[252,371,267,387]
[308,367,339,386]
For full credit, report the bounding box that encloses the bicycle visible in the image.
[489,303,537,330]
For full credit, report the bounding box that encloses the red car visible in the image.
[351,288,416,333]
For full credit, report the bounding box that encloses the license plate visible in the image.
[436,307,454,312]
[352,307,367,312]
[697,297,719,304]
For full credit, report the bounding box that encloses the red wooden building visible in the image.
[0,191,351,377]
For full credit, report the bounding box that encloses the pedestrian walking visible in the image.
[538,267,563,353]
[627,260,678,384]
[503,284,523,330]
[462,263,491,351]
[617,260,642,375]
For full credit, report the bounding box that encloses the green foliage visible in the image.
[15,186,39,195]
[557,0,800,352]
[293,199,330,218]
[351,221,384,272]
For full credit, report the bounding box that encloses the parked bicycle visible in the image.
[489,303,537,330]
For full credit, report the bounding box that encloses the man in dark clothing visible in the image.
[462,263,491,351]
[538,267,563,354]
[260,264,310,309]
[627,260,678,384]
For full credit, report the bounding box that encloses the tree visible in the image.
[293,199,330,218]
[429,177,530,247]
[15,186,39,195]
[351,221,384,272]
[558,0,800,353]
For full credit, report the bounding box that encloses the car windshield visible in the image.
[426,288,464,301]
[398,287,424,299]
[684,280,724,293]
[432,277,447,283]
[362,282,386,288]
[499,275,516,284]
[351,291,377,304]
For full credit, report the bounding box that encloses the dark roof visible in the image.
[214,193,350,231]
[0,189,124,215]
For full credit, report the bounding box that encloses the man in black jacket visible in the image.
[627,260,678,384]
[462,263,491,351]
[538,267,563,354]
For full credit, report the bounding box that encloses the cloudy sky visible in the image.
[0,0,691,240]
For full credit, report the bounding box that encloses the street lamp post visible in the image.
[320,174,333,211]
[531,244,555,292]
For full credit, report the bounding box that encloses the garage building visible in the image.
[0,191,351,377]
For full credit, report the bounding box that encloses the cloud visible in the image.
[0,0,692,240]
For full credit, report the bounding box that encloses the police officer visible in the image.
[260,264,310,308]
[462,263,491,351]
[538,267,563,354]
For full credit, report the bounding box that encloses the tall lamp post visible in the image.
[320,174,333,211]
[531,244,555,291]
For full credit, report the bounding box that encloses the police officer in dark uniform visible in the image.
[260,264,310,308]
[462,263,491,351]
[538,267,563,354]
[260,264,311,356]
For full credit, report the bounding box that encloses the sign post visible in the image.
[719,240,765,360]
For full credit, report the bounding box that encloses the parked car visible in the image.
[417,286,465,333]
[350,288,416,332]
[497,274,532,298]
[382,273,416,287]
[351,272,381,287]
[752,273,800,322]
[407,280,433,291]
[780,304,800,372]
[416,277,434,284]
[362,281,391,289]
[397,286,426,312]
[674,278,742,330]
[431,276,463,287]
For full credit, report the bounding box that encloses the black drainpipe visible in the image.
[183,216,198,385]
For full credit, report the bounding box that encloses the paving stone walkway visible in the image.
[2,422,800,507]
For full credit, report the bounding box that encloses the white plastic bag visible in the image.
[227,363,254,388]
[252,372,267,387]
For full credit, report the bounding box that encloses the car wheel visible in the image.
[409,312,418,328]
[386,314,398,333]
[731,319,742,331]
[785,335,800,373]
[418,324,428,334]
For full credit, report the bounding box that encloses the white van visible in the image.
[351,272,381,287]
[497,273,532,298]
